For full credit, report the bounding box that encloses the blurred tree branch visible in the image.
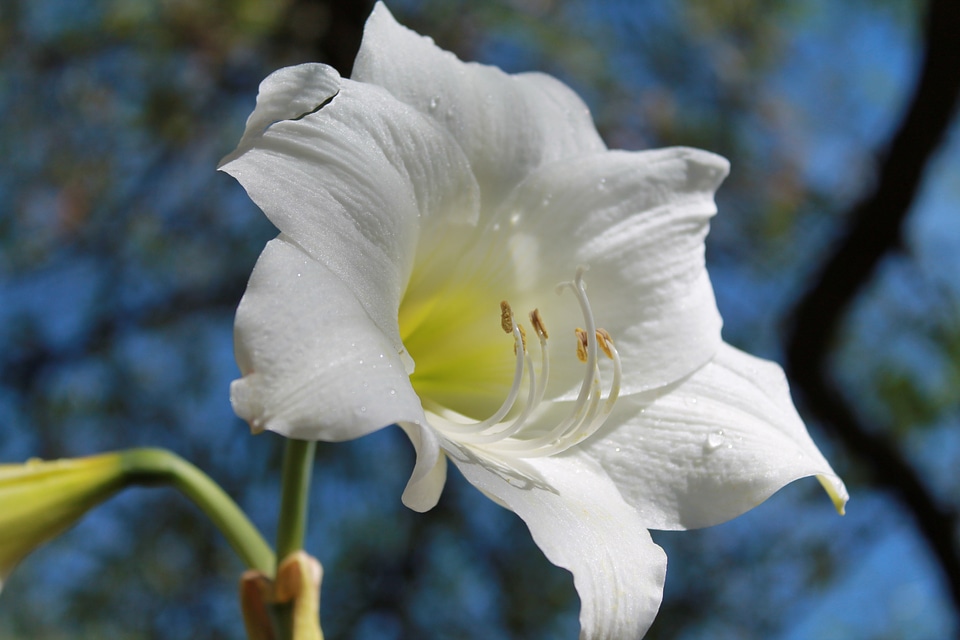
[786,0,960,614]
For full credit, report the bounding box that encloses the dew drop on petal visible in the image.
[429,95,440,111]
[705,429,725,451]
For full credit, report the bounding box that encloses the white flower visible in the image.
[220,4,848,637]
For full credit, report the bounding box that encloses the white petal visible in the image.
[231,237,425,440]
[353,3,606,208]
[219,63,341,168]
[397,421,447,513]
[446,444,667,640]
[580,343,849,530]
[220,64,479,361]
[453,147,729,396]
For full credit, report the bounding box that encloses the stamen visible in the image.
[438,301,527,436]
[444,305,548,445]
[493,268,621,457]
[424,268,620,457]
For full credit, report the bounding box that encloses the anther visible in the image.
[500,300,514,334]
[530,309,549,340]
[596,328,614,359]
[575,328,589,363]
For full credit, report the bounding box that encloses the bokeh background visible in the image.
[1,0,958,638]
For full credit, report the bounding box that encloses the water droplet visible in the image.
[614,446,621,453]
[358,359,364,365]
[389,388,396,395]
[360,406,367,413]
[705,429,725,451]
[429,95,440,111]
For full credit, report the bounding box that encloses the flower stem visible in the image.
[119,447,275,575]
[275,439,316,561]
[273,439,317,640]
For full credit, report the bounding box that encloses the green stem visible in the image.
[272,439,317,640]
[275,439,316,561]
[119,447,275,576]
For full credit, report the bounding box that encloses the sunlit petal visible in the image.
[447,445,667,640]
[232,237,424,440]
[353,2,605,208]
[582,343,848,529]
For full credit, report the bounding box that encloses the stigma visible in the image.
[426,268,621,457]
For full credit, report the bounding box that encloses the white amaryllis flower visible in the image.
[221,3,848,637]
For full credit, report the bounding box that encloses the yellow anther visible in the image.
[500,300,514,334]
[596,328,614,359]
[575,328,589,363]
[530,309,549,340]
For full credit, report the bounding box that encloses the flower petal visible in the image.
[0,454,126,592]
[397,421,447,513]
[580,343,849,530]
[231,237,424,440]
[446,445,667,640]
[220,63,479,362]
[450,146,729,397]
[353,3,606,208]
[219,63,342,168]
